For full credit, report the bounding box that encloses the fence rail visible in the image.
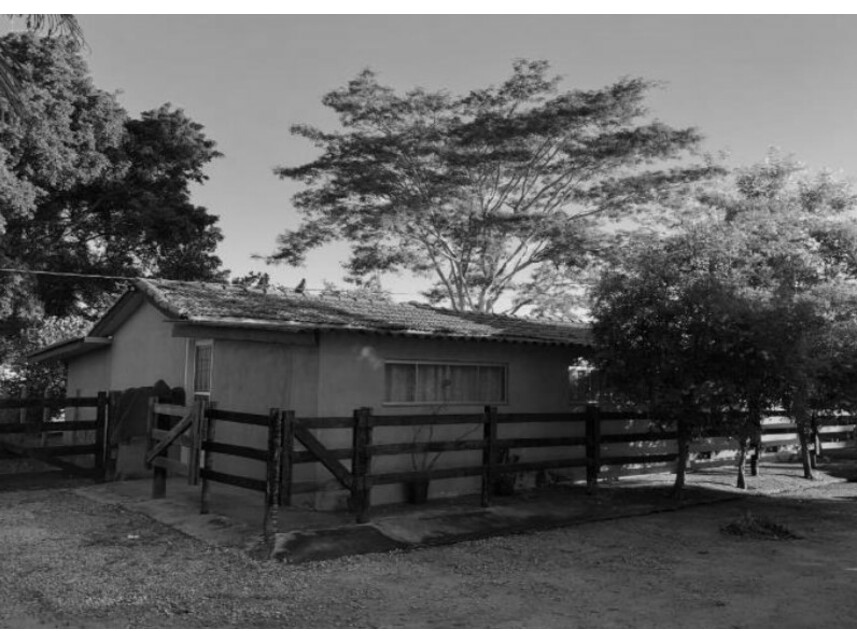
[0,393,108,478]
[0,396,101,409]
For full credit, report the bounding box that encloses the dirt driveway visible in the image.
[1,465,857,628]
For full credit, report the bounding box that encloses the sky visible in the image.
[66,13,857,297]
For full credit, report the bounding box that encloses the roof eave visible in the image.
[169,317,591,348]
[27,336,112,364]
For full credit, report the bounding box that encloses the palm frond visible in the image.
[6,14,86,47]
[1,14,86,116]
[0,52,22,116]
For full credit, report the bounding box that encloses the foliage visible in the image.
[0,314,91,399]
[271,59,716,313]
[593,154,857,486]
[0,35,224,320]
[593,226,752,423]
[720,511,800,540]
[320,277,392,301]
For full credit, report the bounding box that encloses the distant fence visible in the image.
[141,402,856,535]
[690,413,856,470]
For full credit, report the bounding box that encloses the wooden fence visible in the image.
[142,401,857,535]
[0,394,108,478]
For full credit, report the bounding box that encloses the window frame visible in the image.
[383,359,509,407]
[192,340,214,400]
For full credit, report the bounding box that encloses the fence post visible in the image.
[264,408,285,540]
[281,410,295,507]
[146,397,166,499]
[40,391,49,447]
[188,399,206,486]
[585,403,601,493]
[93,391,108,480]
[105,390,122,480]
[481,405,498,507]
[19,385,28,425]
[199,402,216,514]
[351,407,372,524]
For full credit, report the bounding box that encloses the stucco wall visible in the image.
[66,349,111,421]
[65,301,188,397]
[108,303,186,392]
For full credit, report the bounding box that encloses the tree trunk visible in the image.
[796,426,814,480]
[750,442,761,477]
[748,397,762,479]
[791,389,815,481]
[735,437,748,490]
[672,423,690,499]
[810,411,820,469]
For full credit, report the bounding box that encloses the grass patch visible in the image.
[720,511,801,540]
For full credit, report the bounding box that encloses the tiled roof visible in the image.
[135,279,591,347]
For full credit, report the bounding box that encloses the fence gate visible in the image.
[145,399,205,498]
[0,393,109,479]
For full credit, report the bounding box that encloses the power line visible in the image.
[0,267,423,295]
[0,266,595,296]
[0,267,135,281]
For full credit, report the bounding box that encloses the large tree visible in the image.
[270,60,716,313]
[594,156,857,488]
[592,225,763,494]
[0,33,225,394]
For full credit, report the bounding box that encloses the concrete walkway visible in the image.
[74,476,739,564]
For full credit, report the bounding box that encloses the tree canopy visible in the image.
[271,60,717,313]
[592,155,857,487]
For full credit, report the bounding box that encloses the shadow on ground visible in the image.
[3,454,856,565]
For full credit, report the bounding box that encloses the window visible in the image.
[193,342,213,398]
[385,361,507,404]
[569,364,600,403]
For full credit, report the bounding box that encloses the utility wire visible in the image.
[0,267,135,281]
[0,266,596,294]
[0,267,428,295]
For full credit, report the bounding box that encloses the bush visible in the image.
[720,511,801,540]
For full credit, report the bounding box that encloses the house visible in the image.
[30,278,597,507]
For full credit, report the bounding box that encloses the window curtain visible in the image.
[385,363,416,402]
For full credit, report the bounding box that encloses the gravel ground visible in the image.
[2,461,857,628]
